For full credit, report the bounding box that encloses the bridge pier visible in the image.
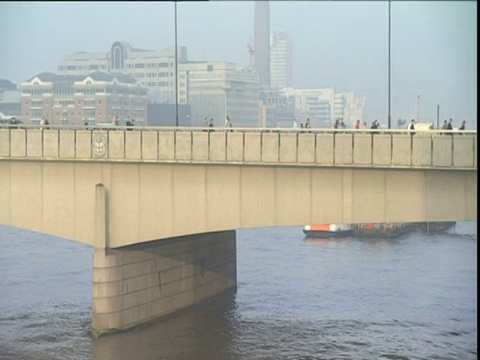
[92,230,236,337]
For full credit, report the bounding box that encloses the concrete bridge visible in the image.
[0,126,476,336]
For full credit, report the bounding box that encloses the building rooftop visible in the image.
[25,71,137,85]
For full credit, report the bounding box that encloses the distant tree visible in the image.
[0,79,17,92]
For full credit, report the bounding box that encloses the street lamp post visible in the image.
[174,1,179,127]
[417,95,421,122]
[394,96,397,126]
[387,0,391,129]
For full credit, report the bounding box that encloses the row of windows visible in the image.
[61,62,174,71]
[59,65,108,71]
[143,81,174,87]
[22,89,52,95]
[134,72,172,78]
[25,99,149,108]
[27,110,148,119]
[127,62,172,69]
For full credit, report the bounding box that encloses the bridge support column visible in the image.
[92,230,236,337]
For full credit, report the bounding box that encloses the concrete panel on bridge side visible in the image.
[0,163,10,223]
[310,168,344,224]
[172,165,207,238]
[240,166,276,227]
[226,132,243,162]
[107,131,125,159]
[109,164,141,247]
[192,132,209,161]
[9,161,43,230]
[141,132,158,160]
[453,136,475,168]
[275,167,311,225]
[351,169,386,222]
[425,170,476,221]
[297,133,315,163]
[384,170,426,222]
[432,136,452,167]
[279,133,297,163]
[210,132,226,162]
[373,135,392,166]
[42,162,75,240]
[75,163,104,245]
[59,130,75,158]
[334,134,353,165]
[26,130,42,157]
[316,134,334,165]
[412,136,432,166]
[176,132,192,161]
[244,133,261,162]
[392,135,412,166]
[158,131,175,160]
[466,172,477,219]
[205,166,241,230]
[76,131,92,159]
[353,134,372,165]
[262,133,280,163]
[43,131,59,158]
[126,131,141,160]
[138,164,174,242]
[0,130,9,156]
[10,130,26,157]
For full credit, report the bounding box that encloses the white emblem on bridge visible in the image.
[92,134,107,157]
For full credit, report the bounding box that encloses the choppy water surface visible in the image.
[0,222,477,360]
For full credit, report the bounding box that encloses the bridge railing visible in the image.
[0,125,476,170]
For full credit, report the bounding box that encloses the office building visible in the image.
[179,62,260,127]
[282,87,365,128]
[58,41,187,104]
[270,31,293,90]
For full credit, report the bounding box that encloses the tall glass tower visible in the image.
[254,1,270,88]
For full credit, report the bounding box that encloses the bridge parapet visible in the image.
[0,127,476,170]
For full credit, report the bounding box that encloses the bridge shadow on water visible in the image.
[91,289,240,360]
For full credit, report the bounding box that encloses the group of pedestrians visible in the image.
[109,115,135,129]
[293,118,312,129]
[40,115,50,129]
[440,118,466,134]
[203,115,234,130]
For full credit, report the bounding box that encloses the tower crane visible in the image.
[247,44,254,67]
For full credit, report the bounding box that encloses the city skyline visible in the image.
[0,1,476,127]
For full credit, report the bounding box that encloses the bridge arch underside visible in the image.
[0,160,476,248]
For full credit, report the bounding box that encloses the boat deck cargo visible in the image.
[302,222,457,239]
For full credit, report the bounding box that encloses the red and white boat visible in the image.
[302,224,353,238]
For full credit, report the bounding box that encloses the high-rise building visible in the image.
[270,31,293,90]
[254,1,270,88]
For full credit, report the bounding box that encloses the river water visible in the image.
[0,222,477,360]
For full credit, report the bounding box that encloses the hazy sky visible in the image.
[0,1,476,126]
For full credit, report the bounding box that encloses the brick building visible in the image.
[20,71,149,126]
